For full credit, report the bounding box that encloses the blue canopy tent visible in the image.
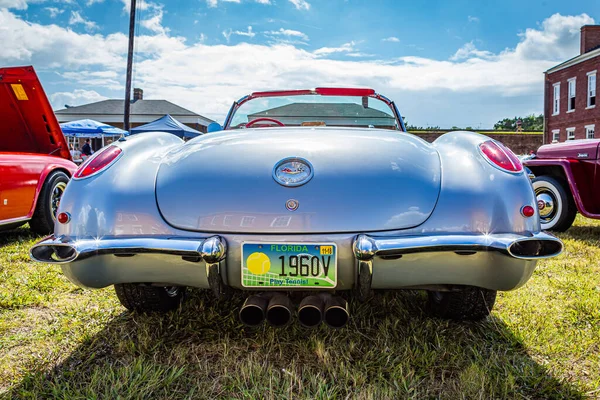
[60,119,127,138]
[129,114,203,139]
[60,119,127,151]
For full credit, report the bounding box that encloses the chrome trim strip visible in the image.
[353,231,563,261]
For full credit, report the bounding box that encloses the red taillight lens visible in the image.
[479,141,523,173]
[57,212,70,224]
[521,205,535,218]
[73,146,122,179]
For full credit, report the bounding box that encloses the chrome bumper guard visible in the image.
[30,235,229,298]
[352,231,563,300]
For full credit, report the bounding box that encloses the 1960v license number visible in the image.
[241,243,337,288]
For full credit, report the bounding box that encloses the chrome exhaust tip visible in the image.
[266,293,293,327]
[323,296,349,329]
[30,243,78,264]
[298,295,324,328]
[239,295,269,327]
[508,237,563,259]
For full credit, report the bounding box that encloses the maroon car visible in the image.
[524,140,600,231]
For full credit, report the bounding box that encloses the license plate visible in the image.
[241,242,337,288]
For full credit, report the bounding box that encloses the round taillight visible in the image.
[57,212,70,224]
[73,146,122,179]
[521,205,535,218]
[479,140,523,173]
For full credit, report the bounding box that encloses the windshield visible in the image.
[227,93,400,130]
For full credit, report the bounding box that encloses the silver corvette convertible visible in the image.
[31,88,563,328]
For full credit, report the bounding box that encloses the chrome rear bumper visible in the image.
[30,231,562,292]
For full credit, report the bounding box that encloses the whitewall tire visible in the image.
[532,176,577,232]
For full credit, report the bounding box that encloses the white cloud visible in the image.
[222,26,255,43]
[141,8,169,35]
[513,13,594,60]
[288,0,309,10]
[468,15,479,23]
[69,11,98,31]
[313,41,355,56]
[451,41,493,60]
[50,89,107,109]
[86,0,104,5]
[0,0,27,9]
[382,36,400,42]
[45,7,64,18]
[0,9,594,126]
[264,28,308,42]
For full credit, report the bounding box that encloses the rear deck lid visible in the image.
[0,66,71,160]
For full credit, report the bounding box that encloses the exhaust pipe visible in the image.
[508,238,563,259]
[239,295,269,327]
[323,295,349,329]
[30,244,78,264]
[298,295,324,328]
[266,293,293,327]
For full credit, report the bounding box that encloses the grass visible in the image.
[1,217,599,399]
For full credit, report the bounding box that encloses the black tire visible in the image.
[532,175,577,232]
[426,286,497,321]
[114,283,186,313]
[29,171,69,235]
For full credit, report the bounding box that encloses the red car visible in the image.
[0,66,77,234]
[524,140,600,231]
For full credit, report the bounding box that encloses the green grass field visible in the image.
[1,217,599,399]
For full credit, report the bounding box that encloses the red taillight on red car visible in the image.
[478,140,523,173]
[73,146,122,179]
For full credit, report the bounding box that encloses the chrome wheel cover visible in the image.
[50,182,67,219]
[535,188,557,223]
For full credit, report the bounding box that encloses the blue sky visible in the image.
[0,0,598,127]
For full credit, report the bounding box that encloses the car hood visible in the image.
[0,66,71,160]
[155,127,441,234]
[536,139,600,160]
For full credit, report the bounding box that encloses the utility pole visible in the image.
[123,0,137,132]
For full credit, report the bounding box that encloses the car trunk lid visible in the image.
[155,127,441,233]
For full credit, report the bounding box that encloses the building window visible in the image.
[567,128,575,140]
[588,71,597,108]
[553,83,560,115]
[567,78,576,112]
[586,125,595,139]
[552,129,560,142]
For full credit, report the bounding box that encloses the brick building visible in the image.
[545,25,599,143]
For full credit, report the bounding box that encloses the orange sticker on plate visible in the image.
[11,84,28,100]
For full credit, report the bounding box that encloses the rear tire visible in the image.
[532,175,577,232]
[29,171,69,235]
[114,284,186,313]
[426,286,497,321]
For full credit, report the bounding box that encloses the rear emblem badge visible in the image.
[286,199,299,211]
[273,157,313,187]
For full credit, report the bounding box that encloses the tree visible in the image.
[494,114,543,131]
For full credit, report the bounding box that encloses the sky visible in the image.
[0,0,598,128]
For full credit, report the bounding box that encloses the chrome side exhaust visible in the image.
[266,293,293,327]
[298,295,324,328]
[507,238,563,259]
[239,294,269,327]
[323,295,349,329]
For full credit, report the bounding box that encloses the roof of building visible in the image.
[55,99,207,119]
[546,47,600,74]
[248,102,395,119]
